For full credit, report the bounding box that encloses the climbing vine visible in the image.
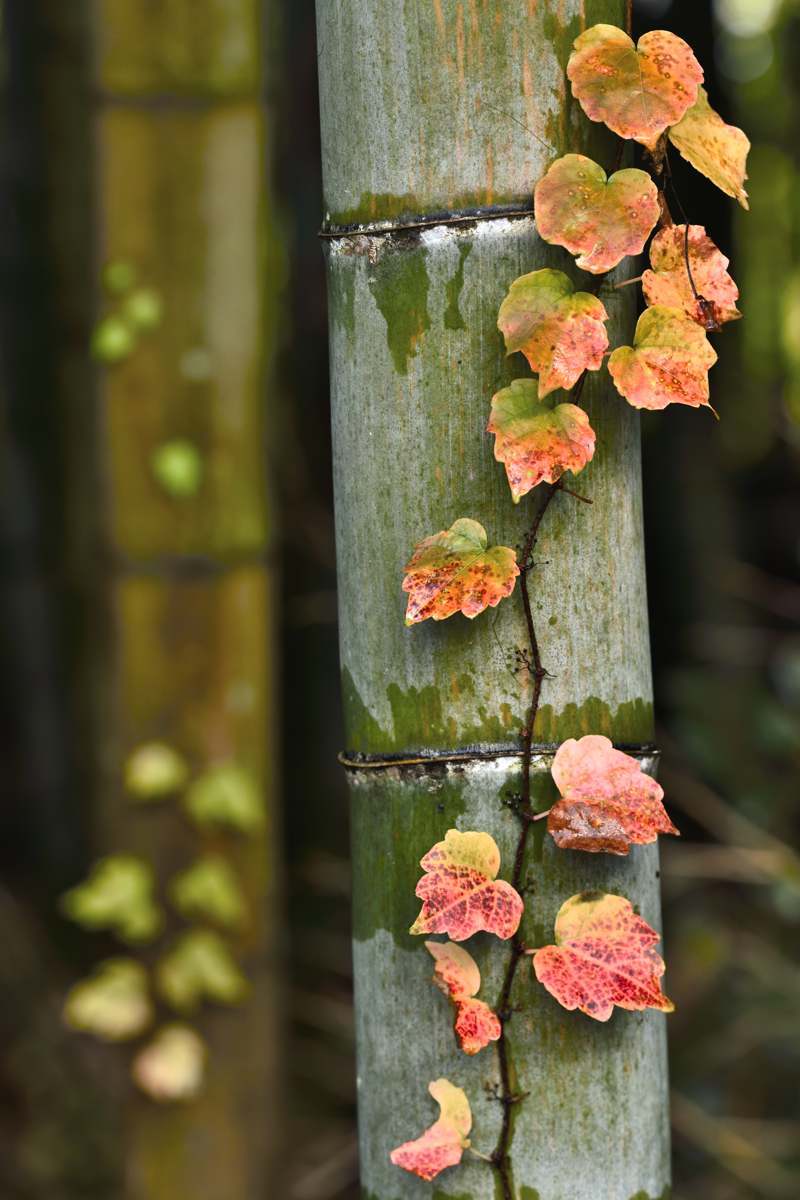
[391,18,749,1196]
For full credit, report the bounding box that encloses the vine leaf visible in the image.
[170,855,248,929]
[157,929,249,1013]
[132,1024,207,1103]
[426,940,502,1055]
[548,735,679,855]
[488,379,596,502]
[608,306,718,410]
[642,225,741,330]
[125,741,189,801]
[410,829,523,941]
[533,892,675,1021]
[567,24,703,148]
[668,87,750,209]
[534,155,659,274]
[184,762,264,833]
[60,855,163,944]
[63,959,153,1042]
[402,519,519,625]
[390,1078,472,1181]
[497,269,609,396]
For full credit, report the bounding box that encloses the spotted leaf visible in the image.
[642,225,741,330]
[426,940,502,1055]
[533,892,675,1021]
[410,829,523,942]
[608,306,718,410]
[548,735,679,855]
[132,1025,207,1103]
[402,519,519,625]
[488,379,595,502]
[567,24,702,148]
[669,87,750,210]
[534,155,659,274]
[497,269,609,396]
[390,1078,472,1181]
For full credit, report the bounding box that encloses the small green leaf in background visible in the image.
[102,259,137,295]
[123,287,163,331]
[132,1024,207,1103]
[63,958,152,1042]
[60,855,163,943]
[125,741,190,802]
[184,763,264,833]
[170,856,247,928]
[91,314,137,364]
[157,929,249,1013]
[151,439,204,498]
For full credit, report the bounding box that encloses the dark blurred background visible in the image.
[0,1,798,1198]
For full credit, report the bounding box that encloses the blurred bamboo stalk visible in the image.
[38,1,283,1196]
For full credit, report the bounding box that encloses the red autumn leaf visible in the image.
[534,154,659,275]
[547,734,679,855]
[426,940,502,1055]
[488,379,596,503]
[410,829,523,942]
[533,892,675,1022]
[567,24,703,149]
[642,225,741,330]
[669,87,750,210]
[608,306,718,410]
[497,269,609,396]
[390,1078,472,1181]
[402,518,519,625]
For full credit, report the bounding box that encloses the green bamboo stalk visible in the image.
[316,3,670,1198]
[40,2,282,1196]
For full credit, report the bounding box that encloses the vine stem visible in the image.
[489,478,564,1200]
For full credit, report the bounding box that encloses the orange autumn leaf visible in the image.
[608,306,718,410]
[642,225,741,330]
[567,24,702,149]
[497,269,609,397]
[548,734,679,855]
[390,1078,472,1181]
[410,829,523,942]
[533,892,675,1022]
[402,518,519,625]
[426,940,502,1055]
[669,87,750,210]
[534,155,659,275]
[488,379,595,502]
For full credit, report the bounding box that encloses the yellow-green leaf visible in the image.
[125,741,190,801]
[668,87,750,210]
[169,856,248,928]
[63,958,152,1042]
[184,763,264,833]
[157,929,249,1013]
[60,855,163,944]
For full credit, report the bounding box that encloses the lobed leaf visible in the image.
[548,734,679,855]
[608,306,718,410]
[169,856,248,928]
[533,892,675,1021]
[63,958,152,1043]
[642,224,741,330]
[488,379,595,503]
[132,1024,206,1103]
[157,929,249,1013]
[402,519,519,625]
[426,940,502,1055]
[410,829,523,942]
[668,87,750,210]
[534,154,659,274]
[390,1078,472,1181]
[60,855,163,944]
[497,269,609,397]
[567,24,702,148]
[184,762,264,833]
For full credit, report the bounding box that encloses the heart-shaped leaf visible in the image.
[488,379,595,503]
[497,269,609,396]
[642,224,741,330]
[533,892,675,1021]
[668,87,750,210]
[548,734,679,855]
[132,1025,207,1103]
[567,24,703,148]
[402,518,519,625]
[426,940,502,1055]
[410,829,523,942]
[60,856,163,944]
[390,1079,472,1181]
[608,306,718,410]
[534,155,659,274]
[63,958,153,1042]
